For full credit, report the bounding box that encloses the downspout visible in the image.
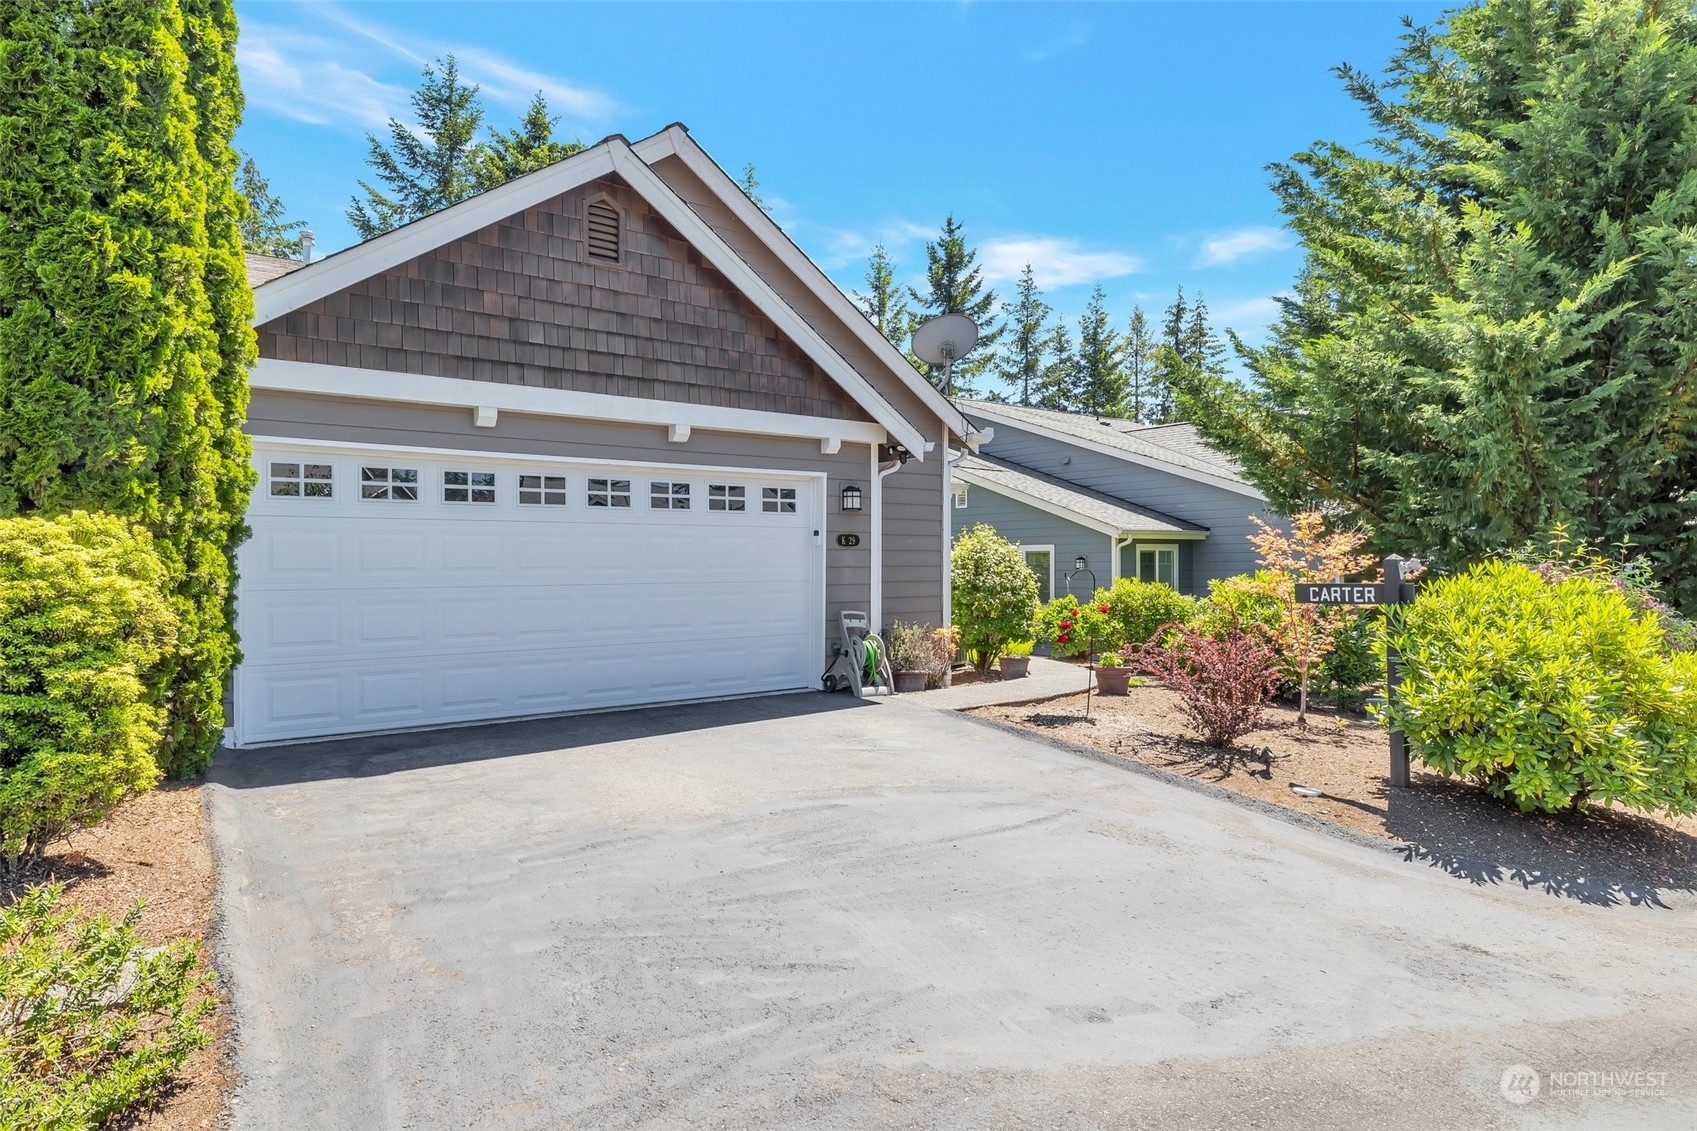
[869,442,906,633]
[1111,534,1132,585]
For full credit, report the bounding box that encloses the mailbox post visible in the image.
[1295,554,1416,788]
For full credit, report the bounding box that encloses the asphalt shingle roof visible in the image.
[959,400,1253,489]
[245,252,305,287]
[955,452,1206,535]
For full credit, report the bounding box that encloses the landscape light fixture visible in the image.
[1075,555,1087,572]
[840,484,863,512]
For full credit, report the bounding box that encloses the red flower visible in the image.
[1060,621,1073,631]
[1099,605,1110,615]
[1057,633,1070,643]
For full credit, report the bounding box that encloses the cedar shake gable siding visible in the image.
[257,176,870,421]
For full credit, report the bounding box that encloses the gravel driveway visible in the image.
[208,693,1697,1130]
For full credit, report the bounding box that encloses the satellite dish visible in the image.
[910,313,980,367]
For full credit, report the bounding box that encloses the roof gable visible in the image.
[955,452,1206,537]
[249,130,949,455]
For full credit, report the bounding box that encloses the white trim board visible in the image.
[249,129,934,457]
[962,404,1265,499]
[954,466,1209,540]
[251,359,888,447]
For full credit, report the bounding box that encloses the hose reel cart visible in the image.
[821,610,893,697]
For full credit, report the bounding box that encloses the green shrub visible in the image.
[1386,560,1697,815]
[0,514,174,876]
[950,526,1040,671]
[1099,578,1197,650]
[1315,611,1382,710]
[0,884,213,1131]
[1194,572,1286,642]
[1035,594,1113,658]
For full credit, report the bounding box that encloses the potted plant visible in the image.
[1094,650,1140,696]
[999,639,1035,679]
[926,625,961,689]
[886,619,931,693]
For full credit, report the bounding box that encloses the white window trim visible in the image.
[442,468,497,504]
[1137,543,1180,587]
[1021,544,1055,604]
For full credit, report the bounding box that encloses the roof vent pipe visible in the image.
[300,231,315,264]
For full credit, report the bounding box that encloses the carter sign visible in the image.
[1295,582,1392,606]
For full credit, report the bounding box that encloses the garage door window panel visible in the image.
[587,478,631,508]
[518,474,567,506]
[444,470,496,504]
[708,484,746,512]
[270,461,333,498]
[762,487,797,514]
[362,467,419,501]
[650,481,690,510]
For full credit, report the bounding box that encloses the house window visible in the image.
[587,478,631,508]
[1022,546,1054,604]
[361,466,419,501]
[443,470,496,503]
[270,461,333,498]
[762,486,797,514]
[953,485,969,509]
[518,474,567,506]
[708,484,746,512]
[651,481,691,509]
[586,199,620,262]
[1137,544,1179,588]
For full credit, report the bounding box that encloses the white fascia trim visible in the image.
[251,358,888,447]
[954,467,1210,541]
[633,126,976,444]
[603,145,927,457]
[962,405,1266,500]
[252,147,619,324]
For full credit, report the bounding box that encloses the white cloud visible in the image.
[804,218,934,270]
[238,24,411,131]
[979,237,1141,289]
[1198,227,1291,267]
[1211,295,1286,331]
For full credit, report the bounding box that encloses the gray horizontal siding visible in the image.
[882,447,944,631]
[980,421,1282,587]
[953,481,1113,603]
[247,390,880,662]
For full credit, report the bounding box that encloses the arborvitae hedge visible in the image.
[0,0,257,775]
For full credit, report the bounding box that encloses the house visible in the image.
[233,125,984,746]
[951,400,1278,602]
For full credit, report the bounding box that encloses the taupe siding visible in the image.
[881,442,946,631]
[246,391,872,660]
[257,175,870,422]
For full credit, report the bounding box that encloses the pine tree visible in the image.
[0,0,258,774]
[237,155,307,257]
[1073,285,1126,417]
[993,265,1051,406]
[473,91,582,191]
[738,163,770,214]
[1034,320,1077,411]
[907,214,1004,394]
[852,244,913,355]
[349,55,485,239]
[1171,0,1697,612]
[1124,306,1159,423]
[1182,293,1228,378]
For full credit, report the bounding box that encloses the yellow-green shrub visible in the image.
[0,514,174,875]
[1386,560,1697,815]
[950,526,1040,671]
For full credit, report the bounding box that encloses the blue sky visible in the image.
[234,1,1447,356]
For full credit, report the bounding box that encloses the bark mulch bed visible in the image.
[968,685,1697,908]
[3,783,232,1129]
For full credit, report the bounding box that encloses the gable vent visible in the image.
[586,200,621,262]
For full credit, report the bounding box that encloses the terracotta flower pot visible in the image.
[998,655,1031,680]
[1094,666,1134,695]
[894,670,928,693]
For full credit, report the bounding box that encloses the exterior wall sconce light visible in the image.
[1074,555,1087,572]
[840,484,863,512]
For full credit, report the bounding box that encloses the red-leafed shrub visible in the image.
[1129,622,1283,747]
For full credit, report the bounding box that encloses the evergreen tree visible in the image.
[993,265,1051,406]
[738,163,770,214]
[1161,286,1189,355]
[237,154,307,257]
[1072,285,1126,417]
[1171,0,1697,612]
[1124,306,1160,423]
[473,91,582,191]
[0,0,258,774]
[907,214,1004,394]
[852,244,913,354]
[1034,320,1077,411]
[349,55,485,239]
[1182,293,1228,378]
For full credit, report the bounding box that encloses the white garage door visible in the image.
[234,442,824,745]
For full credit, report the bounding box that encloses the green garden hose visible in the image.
[861,635,882,684]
